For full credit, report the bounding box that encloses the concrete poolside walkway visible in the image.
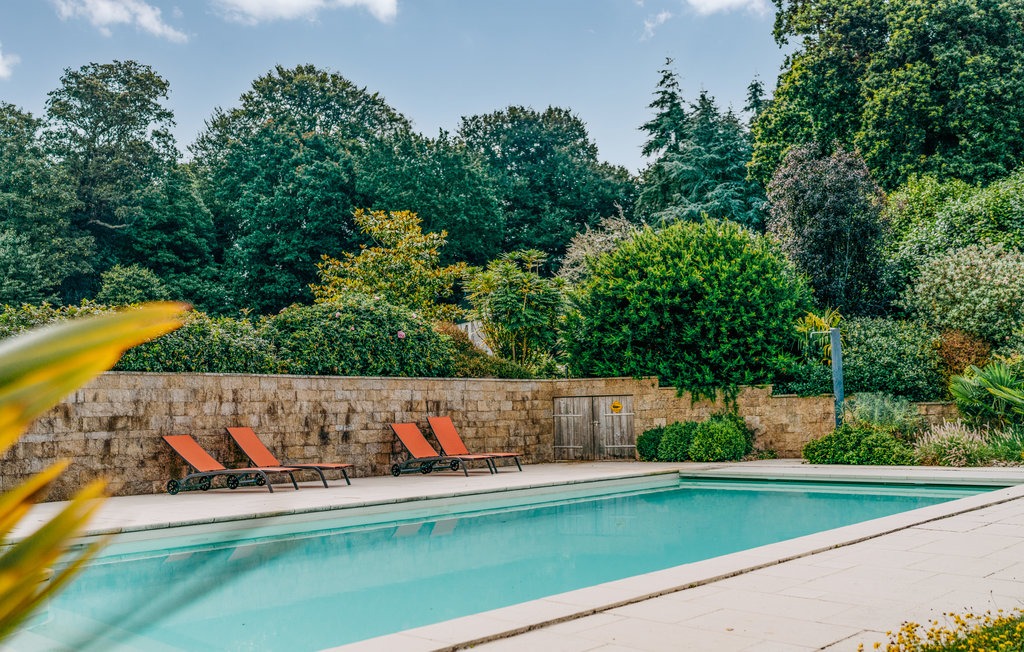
[14,460,1024,651]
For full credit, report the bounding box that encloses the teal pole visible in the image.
[830,327,844,427]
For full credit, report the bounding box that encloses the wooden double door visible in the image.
[553,395,635,461]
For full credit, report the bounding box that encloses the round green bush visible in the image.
[636,426,665,461]
[262,295,455,377]
[803,424,917,465]
[564,220,811,400]
[96,264,170,305]
[688,419,748,462]
[656,421,699,462]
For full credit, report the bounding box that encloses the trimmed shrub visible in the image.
[262,296,456,377]
[564,220,811,400]
[904,244,1024,345]
[688,418,748,462]
[803,424,917,465]
[96,264,170,305]
[656,421,699,462]
[117,312,280,374]
[636,426,666,461]
[915,421,993,467]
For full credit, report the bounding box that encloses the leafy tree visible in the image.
[465,250,564,367]
[753,0,1024,189]
[638,63,765,229]
[857,0,1024,188]
[356,130,504,266]
[767,144,889,315]
[564,220,811,399]
[0,104,90,304]
[95,264,170,305]
[312,209,467,322]
[191,64,411,313]
[42,61,221,306]
[751,0,887,186]
[44,61,178,290]
[457,106,634,265]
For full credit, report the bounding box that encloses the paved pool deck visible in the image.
[14,460,1024,651]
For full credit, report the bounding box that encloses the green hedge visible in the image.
[262,297,455,377]
[803,424,916,465]
[657,422,699,462]
[636,426,666,461]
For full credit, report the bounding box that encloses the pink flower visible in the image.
[397,330,406,339]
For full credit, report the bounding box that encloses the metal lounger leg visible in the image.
[288,472,299,490]
[341,467,351,485]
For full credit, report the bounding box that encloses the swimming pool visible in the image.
[10,477,996,651]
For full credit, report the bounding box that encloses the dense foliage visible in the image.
[637,61,765,229]
[780,318,943,401]
[565,220,810,399]
[767,145,889,314]
[261,298,455,377]
[753,0,1024,189]
[464,250,564,368]
[904,244,1024,346]
[457,106,634,266]
[312,209,467,321]
[802,424,916,465]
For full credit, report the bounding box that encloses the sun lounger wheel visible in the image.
[390,464,402,477]
[449,460,460,472]
[421,464,432,474]
[166,479,180,495]
[198,477,212,491]
[255,475,266,486]
[226,475,240,490]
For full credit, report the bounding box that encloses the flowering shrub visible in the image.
[861,608,1024,651]
[914,421,993,467]
[904,244,1024,345]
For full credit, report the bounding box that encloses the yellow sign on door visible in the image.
[610,400,623,414]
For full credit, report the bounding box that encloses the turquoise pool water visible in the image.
[14,479,991,651]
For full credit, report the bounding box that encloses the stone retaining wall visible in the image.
[0,373,956,500]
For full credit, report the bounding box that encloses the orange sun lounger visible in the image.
[389,422,496,477]
[162,434,300,494]
[226,426,353,487]
[427,416,523,472]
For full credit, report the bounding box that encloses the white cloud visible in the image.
[214,0,398,24]
[52,0,188,42]
[0,42,20,80]
[641,10,672,40]
[682,0,769,15]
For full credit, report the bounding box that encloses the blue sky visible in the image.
[0,0,785,172]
